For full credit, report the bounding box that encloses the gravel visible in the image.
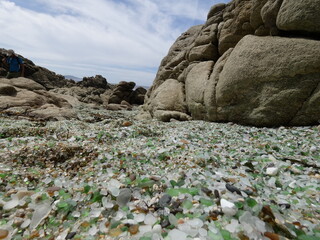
[0,106,319,240]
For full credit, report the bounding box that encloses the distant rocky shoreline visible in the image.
[0,49,147,121]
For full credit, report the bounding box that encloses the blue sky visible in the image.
[0,0,229,86]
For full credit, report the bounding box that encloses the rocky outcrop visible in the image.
[277,0,320,34]
[77,75,111,89]
[211,35,320,126]
[1,49,147,108]
[0,77,76,120]
[108,81,147,105]
[0,49,75,90]
[141,0,320,126]
[52,80,147,108]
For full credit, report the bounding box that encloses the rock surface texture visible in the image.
[0,77,76,120]
[141,0,320,126]
[0,49,74,90]
[1,50,147,110]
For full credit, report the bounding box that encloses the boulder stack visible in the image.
[0,77,76,120]
[141,0,320,127]
[0,49,74,89]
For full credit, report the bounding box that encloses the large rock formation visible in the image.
[0,77,76,120]
[0,49,74,89]
[108,81,147,105]
[1,50,147,108]
[141,0,320,126]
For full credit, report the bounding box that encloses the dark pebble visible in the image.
[66,232,77,239]
[243,190,253,196]
[171,207,183,214]
[201,187,212,196]
[226,184,242,195]
[214,189,220,199]
[158,194,172,207]
[279,203,291,209]
[161,219,170,228]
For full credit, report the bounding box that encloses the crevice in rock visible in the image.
[279,30,320,41]
[288,80,320,125]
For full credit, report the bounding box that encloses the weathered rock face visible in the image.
[0,77,76,120]
[108,81,147,106]
[77,75,111,89]
[142,0,320,126]
[212,35,320,126]
[1,49,147,108]
[0,49,75,89]
[277,0,320,33]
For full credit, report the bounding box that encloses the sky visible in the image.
[0,0,229,86]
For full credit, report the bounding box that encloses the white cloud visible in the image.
[0,0,228,86]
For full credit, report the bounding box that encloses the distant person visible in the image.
[1,49,25,79]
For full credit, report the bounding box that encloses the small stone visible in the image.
[221,199,237,216]
[310,146,317,152]
[266,167,279,176]
[199,228,207,237]
[3,198,19,210]
[214,189,220,199]
[109,187,120,197]
[0,229,9,239]
[116,188,132,207]
[225,219,240,233]
[188,218,203,228]
[201,187,212,196]
[144,213,157,225]
[226,184,242,195]
[102,198,114,209]
[168,214,178,226]
[16,191,35,200]
[129,225,139,235]
[109,228,122,237]
[160,219,170,228]
[134,213,145,223]
[29,202,52,230]
[46,187,61,196]
[21,219,31,229]
[66,232,77,239]
[81,221,90,228]
[150,175,161,181]
[129,174,136,181]
[122,121,132,127]
[168,229,187,240]
[158,194,172,207]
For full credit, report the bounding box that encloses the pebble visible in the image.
[109,228,122,237]
[122,121,132,127]
[116,188,132,207]
[310,146,317,152]
[221,199,237,216]
[129,174,136,181]
[46,186,61,196]
[3,197,19,210]
[0,230,9,239]
[168,214,178,226]
[144,213,157,225]
[134,213,145,223]
[129,225,139,235]
[226,183,242,195]
[266,167,279,176]
[29,202,52,230]
[160,219,170,228]
[65,232,77,239]
[158,194,172,207]
[16,190,35,200]
[169,229,188,240]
